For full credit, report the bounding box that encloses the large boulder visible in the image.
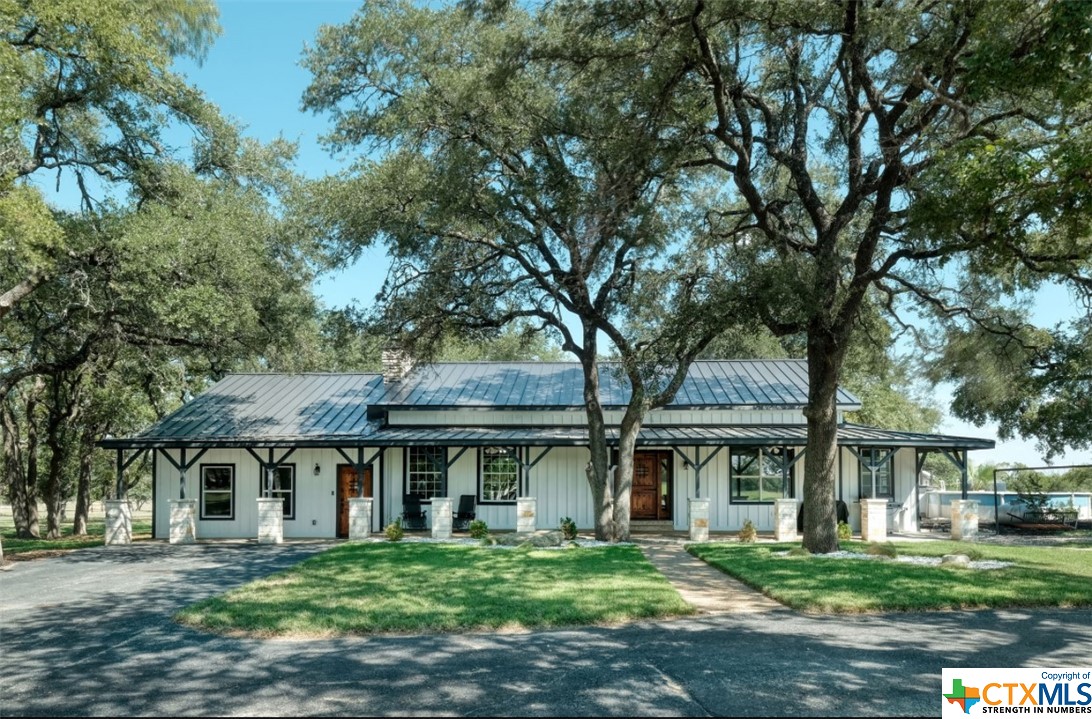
[494,530,564,547]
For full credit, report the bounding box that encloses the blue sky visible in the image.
[44,1,1092,469]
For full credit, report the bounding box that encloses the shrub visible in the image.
[385,519,404,542]
[738,519,757,543]
[964,548,984,561]
[559,516,578,540]
[469,519,489,539]
[787,546,811,557]
[837,521,852,541]
[866,542,898,558]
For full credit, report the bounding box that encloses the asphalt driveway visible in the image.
[1,542,1089,716]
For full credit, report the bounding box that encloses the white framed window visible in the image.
[269,464,295,520]
[730,447,794,503]
[480,447,520,503]
[406,446,446,499]
[857,447,895,499]
[201,464,235,520]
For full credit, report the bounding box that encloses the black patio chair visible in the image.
[452,494,477,532]
[401,494,428,530]
[797,499,850,532]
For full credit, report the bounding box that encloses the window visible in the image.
[268,465,295,520]
[201,464,234,520]
[857,447,895,499]
[480,447,520,503]
[730,447,794,503]
[406,446,446,499]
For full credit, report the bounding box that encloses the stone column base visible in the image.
[257,498,284,544]
[169,499,197,545]
[516,497,537,535]
[951,499,980,541]
[431,497,453,539]
[861,498,889,543]
[104,500,133,545]
[774,498,799,542]
[688,498,710,542]
[349,498,374,540]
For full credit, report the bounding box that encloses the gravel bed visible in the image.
[773,549,1013,570]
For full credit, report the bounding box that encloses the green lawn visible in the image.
[1,516,152,557]
[688,540,1092,613]
[177,542,695,636]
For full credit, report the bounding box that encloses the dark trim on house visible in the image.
[261,462,296,520]
[151,450,157,539]
[198,463,236,521]
[402,446,448,503]
[727,446,796,505]
[476,446,519,505]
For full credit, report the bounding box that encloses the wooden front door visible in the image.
[336,464,373,538]
[631,452,660,520]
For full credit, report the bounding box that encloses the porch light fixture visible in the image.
[313,463,321,476]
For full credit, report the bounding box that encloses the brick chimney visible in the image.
[381,349,415,383]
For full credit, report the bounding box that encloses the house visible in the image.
[100,358,994,541]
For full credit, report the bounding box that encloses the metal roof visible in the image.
[371,360,861,410]
[362,423,995,449]
[100,373,382,449]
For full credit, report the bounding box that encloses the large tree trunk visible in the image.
[612,401,645,543]
[581,350,615,541]
[1,396,28,536]
[72,428,95,536]
[802,328,845,554]
[16,382,43,538]
[44,432,67,540]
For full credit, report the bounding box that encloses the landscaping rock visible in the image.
[494,530,564,547]
[941,554,971,566]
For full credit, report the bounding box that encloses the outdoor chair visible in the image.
[797,499,850,532]
[452,494,477,531]
[401,494,428,530]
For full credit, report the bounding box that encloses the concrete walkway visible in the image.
[635,538,784,614]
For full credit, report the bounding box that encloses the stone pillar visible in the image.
[104,499,132,545]
[860,498,888,543]
[688,498,710,542]
[516,497,537,534]
[169,499,197,545]
[257,497,284,544]
[774,498,798,542]
[349,498,373,540]
[951,499,979,541]
[431,496,453,539]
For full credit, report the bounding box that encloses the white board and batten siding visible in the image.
[154,447,384,539]
[154,444,928,539]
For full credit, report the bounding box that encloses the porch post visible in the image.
[115,449,124,499]
[356,446,365,498]
[960,449,969,500]
[179,447,187,500]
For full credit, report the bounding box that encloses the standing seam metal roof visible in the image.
[371,360,859,409]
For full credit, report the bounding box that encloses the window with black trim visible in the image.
[730,447,794,503]
[480,447,519,503]
[269,465,295,519]
[407,446,446,499]
[201,464,234,520]
[857,447,895,499]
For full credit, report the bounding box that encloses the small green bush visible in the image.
[559,516,578,540]
[964,548,984,561]
[837,521,852,540]
[787,546,811,557]
[866,542,898,558]
[469,519,489,539]
[385,519,404,542]
[738,519,757,543]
